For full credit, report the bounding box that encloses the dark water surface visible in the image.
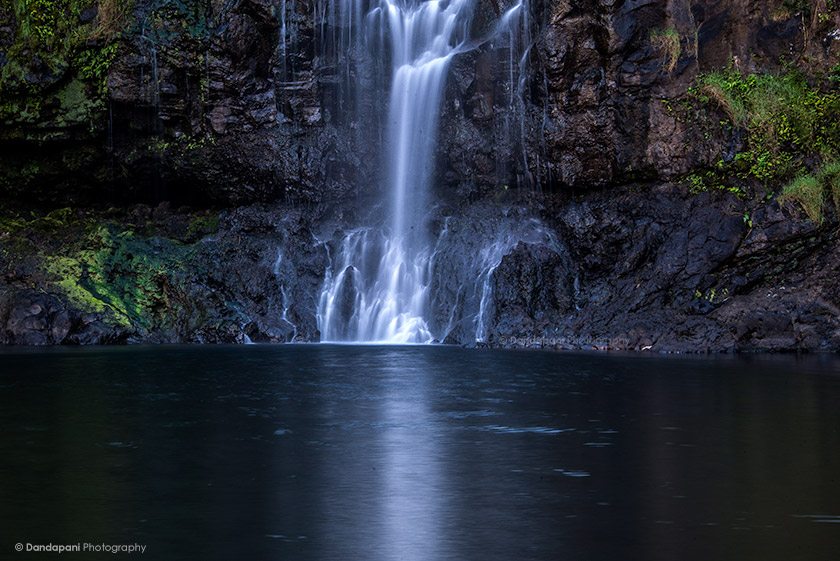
[1,346,839,560]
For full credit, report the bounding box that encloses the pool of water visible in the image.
[1,345,839,560]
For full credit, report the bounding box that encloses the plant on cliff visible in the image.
[186,212,220,240]
[689,70,840,198]
[820,161,840,210]
[778,174,824,223]
[777,162,840,223]
[0,0,134,130]
[90,0,135,40]
[700,71,838,162]
[650,28,681,73]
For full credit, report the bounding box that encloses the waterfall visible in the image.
[317,0,536,344]
[318,0,474,344]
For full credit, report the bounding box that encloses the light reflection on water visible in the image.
[381,353,443,561]
[1,346,840,561]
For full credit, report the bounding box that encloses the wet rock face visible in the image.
[0,0,838,350]
[103,0,357,205]
[0,291,129,346]
[0,203,330,346]
[535,185,840,353]
[0,0,836,204]
[486,242,575,342]
[0,189,838,351]
[524,0,839,190]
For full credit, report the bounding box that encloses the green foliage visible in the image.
[75,42,119,95]
[1,1,133,132]
[650,27,681,73]
[773,0,837,20]
[742,212,753,229]
[686,169,745,198]
[694,287,730,304]
[778,174,824,223]
[819,161,840,211]
[699,70,838,163]
[695,71,749,124]
[688,70,840,197]
[9,0,93,54]
[776,161,840,224]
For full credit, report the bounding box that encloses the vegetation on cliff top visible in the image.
[687,68,840,222]
[0,0,134,136]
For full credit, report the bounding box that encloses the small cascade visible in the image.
[277,0,303,85]
[273,250,299,341]
[318,229,433,343]
[279,0,288,79]
[427,213,560,343]
[149,43,161,132]
[494,0,533,189]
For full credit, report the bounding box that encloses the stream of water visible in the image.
[317,0,532,344]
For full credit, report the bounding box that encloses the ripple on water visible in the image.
[443,410,500,420]
[553,469,591,478]
[105,441,137,449]
[477,425,576,435]
[793,515,840,524]
[265,534,308,541]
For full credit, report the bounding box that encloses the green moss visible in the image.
[146,0,208,42]
[56,78,98,125]
[0,1,133,139]
[42,254,122,321]
[27,220,190,330]
[778,174,824,224]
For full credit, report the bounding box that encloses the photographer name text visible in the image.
[14,543,146,554]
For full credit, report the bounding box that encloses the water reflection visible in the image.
[380,352,443,561]
[1,347,840,560]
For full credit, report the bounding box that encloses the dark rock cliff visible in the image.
[1,0,839,351]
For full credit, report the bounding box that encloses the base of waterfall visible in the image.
[316,207,565,345]
[3,190,840,353]
[317,230,435,344]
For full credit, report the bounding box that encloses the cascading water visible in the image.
[317,0,537,344]
[319,0,474,343]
